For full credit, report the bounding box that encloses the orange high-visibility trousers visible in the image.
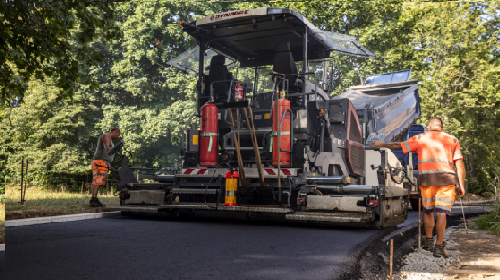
[420,185,456,216]
[91,159,110,186]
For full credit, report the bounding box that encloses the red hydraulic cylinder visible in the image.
[271,98,291,166]
[200,103,218,166]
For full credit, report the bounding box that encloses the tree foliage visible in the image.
[0,0,120,105]
[406,2,500,192]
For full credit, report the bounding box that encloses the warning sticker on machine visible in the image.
[254,115,262,120]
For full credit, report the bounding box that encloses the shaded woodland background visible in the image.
[1,1,499,195]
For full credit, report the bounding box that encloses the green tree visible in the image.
[1,0,233,187]
[0,77,89,186]
[91,0,231,168]
[406,2,500,193]
[0,0,120,104]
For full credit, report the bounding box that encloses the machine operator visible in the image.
[90,128,121,207]
[370,117,466,258]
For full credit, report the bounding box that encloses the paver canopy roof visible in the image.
[178,7,375,69]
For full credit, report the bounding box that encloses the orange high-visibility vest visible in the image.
[402,130,463,186]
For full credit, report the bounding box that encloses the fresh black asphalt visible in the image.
[1,207,484,280]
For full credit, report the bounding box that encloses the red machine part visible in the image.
[368,198,378,207]
[200,103,218,166]
[271,98,291,166]
[234,82,243,101]
[345,100,364,176]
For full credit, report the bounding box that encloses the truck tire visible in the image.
[410,198,420,211]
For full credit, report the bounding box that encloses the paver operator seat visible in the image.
[273,41,298,93]
[209,55,232,101]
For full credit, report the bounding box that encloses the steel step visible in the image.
[106,206,159,213]
[219,205,293,213]
[171,188,219,195]
[161,203,216,209]
[286,212,372,223]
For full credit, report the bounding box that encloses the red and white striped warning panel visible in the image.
[177,168,297,178]
[182,168,208,175]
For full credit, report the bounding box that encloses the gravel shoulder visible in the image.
[399,223,500,280]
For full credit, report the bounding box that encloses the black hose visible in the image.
[204,162,232,209]
[387,162,405,184]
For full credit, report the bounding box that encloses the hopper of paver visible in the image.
[335,69,421,145]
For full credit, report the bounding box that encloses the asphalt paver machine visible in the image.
[108,8,422,228]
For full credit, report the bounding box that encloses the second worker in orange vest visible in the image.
[370,117,466,259]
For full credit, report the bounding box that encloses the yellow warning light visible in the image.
[346,177,351,184]
[180,21,186,27]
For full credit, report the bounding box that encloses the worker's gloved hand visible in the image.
[107,140,125,155]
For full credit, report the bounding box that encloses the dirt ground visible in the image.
[442,228,500,279]
[6,207,106,220]
[461,193,490,202]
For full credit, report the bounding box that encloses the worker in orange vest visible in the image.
[370,117,466,258]
[91,128,121,207]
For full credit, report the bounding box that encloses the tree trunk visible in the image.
[467,153,478,178]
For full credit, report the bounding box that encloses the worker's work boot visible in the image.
[89,197,104,207]
[433,244,448,258]
[422,236,435,252]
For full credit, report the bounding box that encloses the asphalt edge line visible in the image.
[5,211,122,228]
[457,198,498,206]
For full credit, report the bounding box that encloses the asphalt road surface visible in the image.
[0,205,488,280]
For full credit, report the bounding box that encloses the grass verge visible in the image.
[1,203,5,244]
[5,185,119,220]
[474,199,500,236]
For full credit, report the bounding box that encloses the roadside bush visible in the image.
[475,200,500,236]
[467,173,496,195]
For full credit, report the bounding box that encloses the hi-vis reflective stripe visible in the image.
[225,191,237,196]
[454,151,462,156]
[421,197,435,203]
[403,141,411,152]
[418,158,453,165]
[201,132,218,152]
[270,131,291,152]
[418,169,455,175]
[435,196,454,205]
